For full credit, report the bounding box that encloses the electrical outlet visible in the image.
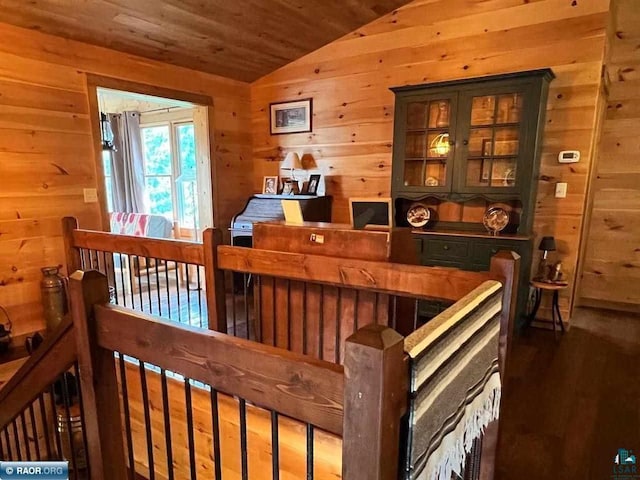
[83,188,98,203]
[555,182,567,199]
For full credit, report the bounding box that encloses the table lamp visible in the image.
[537,236,556,280]
[282,152,303,181]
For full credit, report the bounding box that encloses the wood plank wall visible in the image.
[578,0,640,310]
[251,0,611,322]
[0,22,253,341]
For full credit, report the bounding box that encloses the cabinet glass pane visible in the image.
[491,158,517,187]
[405,132,426,158]
[404,160,424,186]
[407,102,428,129]
[427,132,451,158]
[493,127,519,155]
[471,96,496,126]
[428,100,451,128]
[424,162,446,187]
[468,128,493,157]
[496,93,522,124]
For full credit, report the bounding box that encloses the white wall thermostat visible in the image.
[558,150,580,163]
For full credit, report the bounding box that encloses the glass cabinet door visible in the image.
[457,90,524,192]
[397,93,457,191]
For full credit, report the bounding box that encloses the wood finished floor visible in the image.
[496,307,640,480]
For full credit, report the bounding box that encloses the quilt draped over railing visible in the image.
[403,280,503,480]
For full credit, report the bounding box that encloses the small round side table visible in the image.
[527,280,569,336]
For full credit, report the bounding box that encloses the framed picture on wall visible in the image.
[270,98,313,135]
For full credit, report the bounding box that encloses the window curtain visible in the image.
[109,111,145,213]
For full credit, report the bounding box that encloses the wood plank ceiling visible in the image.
[0,0,412,82]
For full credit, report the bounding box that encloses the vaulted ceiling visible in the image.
[0,0,411,82]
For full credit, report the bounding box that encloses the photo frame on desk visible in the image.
[349,197,393,230]
[306,174,321,195]
[262,176,279,194]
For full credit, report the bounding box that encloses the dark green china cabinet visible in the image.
[390,69,555,326]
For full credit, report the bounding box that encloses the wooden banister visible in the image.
[342,324,408,480]
[71,229,205,265]
[69,270,128,479]
[0,318,77,429]
[217,245,493,301]
[93,303,345,435]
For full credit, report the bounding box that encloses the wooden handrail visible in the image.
[0,317,77,428]
[94,303,345,435]
[217,245,493,301]
[71,229,206,265]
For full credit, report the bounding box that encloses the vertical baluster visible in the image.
[139,360,156,480]
[38,394,52,460]
[243,273,249,339]
[186,265,192,327]
[271,278,276,347]
[414,298,419,332]
[28,404,41,460]
[196,265,203,328]
[20,411,31,460]
[48,386,63,459]
[12,419,22,461]
[174,262,182,323]
[138,362,155,480]
[306,424,314,480]
[155,260,162,317]
[127,255,135,309]
[184,379,197,480]
[160,370,174,480]
[117,253,127,307]
[231,271,237,336]
[271,411,279,480]
[239,399,248,480]
[73,363,91,477]
[335,289,342,364]
[0,428,4,460]
[210,389,222,480]
[117,355,135,480]
[392,296,398,330]
[302,283,307,355]
[136,256,144,311]
[164,261,171,318]
[353,290,359,333]
[374,293,379,324]
[146,257,153,315]
[255,276,262,343]
[287,281,291,350]
[61,374,79,479]
[3,428,12,460]
[318,285,324,361]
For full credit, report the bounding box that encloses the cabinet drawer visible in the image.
[471,242,524,269]
[423,238,469,260]
[422,259,465,270]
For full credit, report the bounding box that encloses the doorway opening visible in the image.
[96,86,213,242]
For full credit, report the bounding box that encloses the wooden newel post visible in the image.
[203,227,227,333]
[342,324,408,480]
[62,217,81,275]
[69,270,127,479]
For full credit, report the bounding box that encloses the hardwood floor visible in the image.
[497,307,640,480]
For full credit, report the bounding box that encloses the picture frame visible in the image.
[281,180,300,196]
[270,98,313,135]
[306,174,321,195]
[262,176,279,195]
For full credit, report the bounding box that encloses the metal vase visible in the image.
[41,266,68,332]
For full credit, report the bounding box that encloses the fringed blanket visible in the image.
[403,280,503,480]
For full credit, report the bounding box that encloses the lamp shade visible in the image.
[282,152,303,170]
[538,236,556,252]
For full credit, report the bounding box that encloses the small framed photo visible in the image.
[281,180,300,196]
[262,176,279,194]
[306,174,321,195]
[270,98,313,135]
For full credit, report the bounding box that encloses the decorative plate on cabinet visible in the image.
[425,176,439,187]
[482,207,509,235]
[407,203,433,228]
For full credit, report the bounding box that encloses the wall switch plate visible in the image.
[83,188,98,203]
[558,150,580,163]
[555,182,567,198]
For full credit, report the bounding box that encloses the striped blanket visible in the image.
[403,280,503,480]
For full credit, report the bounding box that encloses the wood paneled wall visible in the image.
[578,0,640,310]
[251,0,611,321]
[0,22,252,340]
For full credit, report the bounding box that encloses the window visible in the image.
[102,150,114,212]
[140,121,198,228]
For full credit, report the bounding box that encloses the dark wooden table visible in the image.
[526,280,569,337]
